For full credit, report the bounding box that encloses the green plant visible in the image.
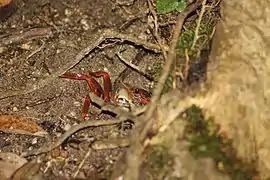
[177,30,195,56]
[156,0,186,13]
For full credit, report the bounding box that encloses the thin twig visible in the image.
[21,119,123,157]
[26,40,45,59]
[142,0,203,144]
[184,48,190,80]
[123,1,203,180]
[174,48,191,87]
[116,52,154,81]
[21,93,139,157]
[0,29,169,100]
[119,11,149,31]
[0,28,53,46]
[147,0,167,59]
[73,149,91,178]
[159,21,177,27]
[0,129,48,137]
[113,49,147,90]
[191,0,207,50]
[92,137,130,150]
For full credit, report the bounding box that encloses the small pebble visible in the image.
[59,39,66,45]
[64,9,72,17]
[73,101,81,107]
[138,32,147,40]
[69,111,76,117]
[31,138,38,144]
[63,124,71,131]
[56,49,61,54]
[80,19,89,30]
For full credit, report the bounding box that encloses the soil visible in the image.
[0,0,233,180]
[0,0,162,179]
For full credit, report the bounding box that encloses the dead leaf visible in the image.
[0,0,12,6]
[0,115,47,135]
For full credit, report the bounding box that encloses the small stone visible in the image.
[69,111,76,117]
[138,32,147,40]
[13,106,18,111]
[21,43,31,50]
[80,19,89,30]
[59,40,66,45]
[73,101,81,107]
[64,9,72,17]
[63,17,70,23]
[0,46,5,53]
[63,124,71,131]
[31,138,38,144]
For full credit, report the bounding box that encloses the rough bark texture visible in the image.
[197,0,270,178]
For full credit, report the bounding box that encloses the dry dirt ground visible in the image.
[0,0,231,180]
[0,0,168,179]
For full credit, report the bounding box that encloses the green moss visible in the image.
[184,105,259,180]
[177,30,195,56]
[150,6,220,92]
[176,10,219,65]
[149,57,174,94]
[146,145,173,179]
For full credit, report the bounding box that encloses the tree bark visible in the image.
[197,0,270,178]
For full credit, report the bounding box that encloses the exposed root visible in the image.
[0,27,53,46]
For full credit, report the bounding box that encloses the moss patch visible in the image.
[184,105,259,180]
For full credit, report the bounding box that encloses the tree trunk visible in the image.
[198,0,270,178]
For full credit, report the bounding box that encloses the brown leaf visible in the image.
[0,115,46,134]
[0,0,12,6]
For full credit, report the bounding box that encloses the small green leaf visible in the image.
[156,0,186,14]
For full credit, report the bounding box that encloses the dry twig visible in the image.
[21,119,123,157]
[113,49,148,89]
[116,52,154,81]
[191,0,207,50]
[174,48,190,85]
[147,0,167,59]
[123,1,203,179]
[0,29,168,100]
[21,93,140,157]
[184,48,190,80]
[26,40,45,59]
[0,28,53,46]
[72,149,91,178]
[92,137,130,150]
